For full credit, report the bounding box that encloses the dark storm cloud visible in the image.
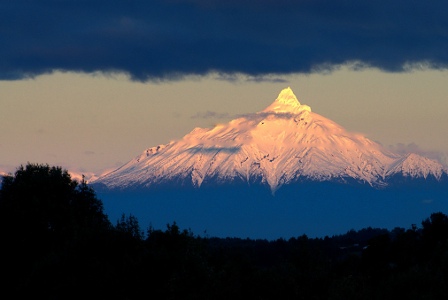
[2,0,448,81]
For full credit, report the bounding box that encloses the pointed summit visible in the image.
[263,87,311,113]
[278,87,300,106]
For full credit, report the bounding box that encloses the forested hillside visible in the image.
[1,164,448,299]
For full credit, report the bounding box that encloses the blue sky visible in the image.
[1,0,447,175]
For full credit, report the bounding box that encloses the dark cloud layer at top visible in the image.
[2,0,448,81]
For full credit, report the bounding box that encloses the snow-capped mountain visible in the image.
[93,87,446,193]
[92,87,448,239]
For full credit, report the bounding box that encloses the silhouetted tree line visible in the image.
[1,163,448,299]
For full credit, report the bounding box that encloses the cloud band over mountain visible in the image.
[2,0,448,81]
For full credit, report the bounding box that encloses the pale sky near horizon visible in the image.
[1,67,447,176]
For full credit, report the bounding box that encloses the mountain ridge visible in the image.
[93,87,447,193]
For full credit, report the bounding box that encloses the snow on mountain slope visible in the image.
[387,153,445,179]
[93,87,447,192]
[68,171,99,183]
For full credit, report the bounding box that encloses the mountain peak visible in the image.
[93,87,446,193]
[278,87,300,105]
[263,87,311,113]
